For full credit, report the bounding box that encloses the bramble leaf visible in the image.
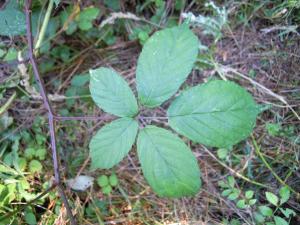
[89,118,138,169]
[254,212,265,223]
[221,189,232,197]
[274,216,289,225]
[97,175,109,187]
[102,185,112,195]
[136,25,198,108]
[280,208,296,218]
[24,212,37,225]
[29,160,42,173]
[168,80,260,148]
[236,199,246,209]
[109,174,118,187]
[228,188,240,200]
[0,1,26,36]
[77,7,100,30]
[137,126,201,197]
[245,190,254,199]
[259,205,273,217]
[279,186,290,204]
[90,67,138,117]
[266,192,279,206]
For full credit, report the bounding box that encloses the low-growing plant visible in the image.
[219,178,296,224]
[96,173,119,195]
[88,24,261,197]
[255,187,296,225]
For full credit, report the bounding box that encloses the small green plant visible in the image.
[96,173,119,195]
[254,187,296,225]
[60,5,100,35]
[88,24,261,197]
[219,176,257,209]
[219,179,296,224]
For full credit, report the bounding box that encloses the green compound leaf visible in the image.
[136,25,198,108]
[0,1,26,36]
[89,118,138,169]
[77,7,100,31]
[168,80,260,148]
[137,126,201,197]
[90,67,138,117]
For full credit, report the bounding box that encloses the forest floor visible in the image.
[0,1,300,225]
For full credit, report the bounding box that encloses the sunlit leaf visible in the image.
[136,25,198,108]
[137,126,201,197]
[168,80,260,148]
[89,118,138,169]
[90,67,138,117]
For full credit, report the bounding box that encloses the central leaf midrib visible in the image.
[169,106,257,117]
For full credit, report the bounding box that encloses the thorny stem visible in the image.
[24,1,77,224]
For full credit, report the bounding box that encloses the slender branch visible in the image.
[25,4,53,114]
[54,115,107,121]
[57,184,76,223]
[24,1,77,224]
[48,114,60,182]
[34,0,54,53]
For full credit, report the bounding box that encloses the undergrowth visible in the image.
[0,0,299,224]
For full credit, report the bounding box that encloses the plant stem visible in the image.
[0,91,16,116]
[252,135,299,197]
[54,115,107,121]
[201,146,268,188]
[34,0,54,54]
[24,1,77,224]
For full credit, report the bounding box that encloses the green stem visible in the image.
[202,146,268,188]
[0,91,17,116]
[34,0,54,54]
[252,135,299,197]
